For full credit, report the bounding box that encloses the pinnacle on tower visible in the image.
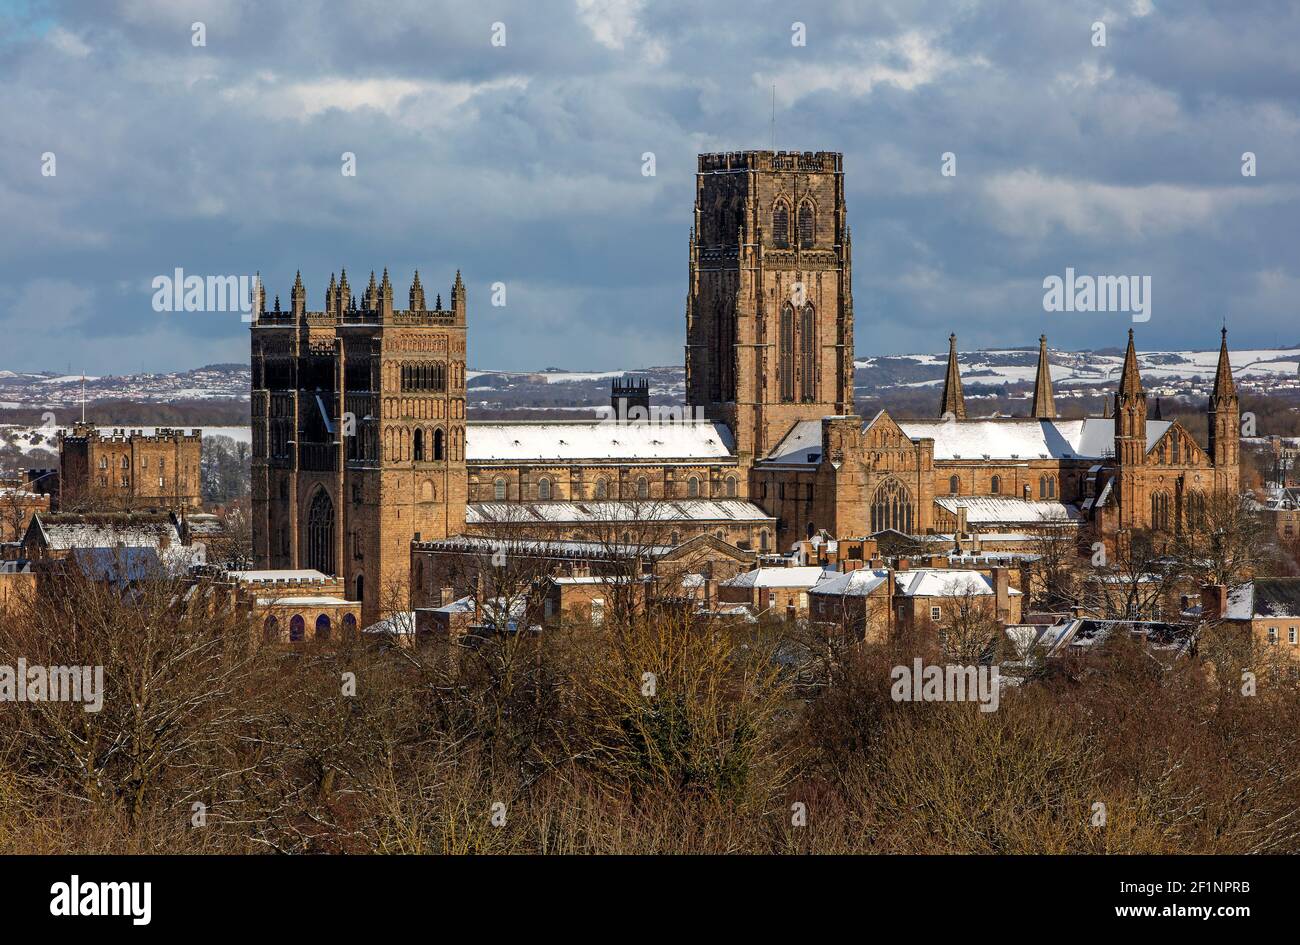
[1030,334,1056,420]
[1211,326,1237,405]
[939,333,967,420]
[409,269,425,311]
[1118,328,1143,396]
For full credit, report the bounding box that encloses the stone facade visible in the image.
[58,423,201,510]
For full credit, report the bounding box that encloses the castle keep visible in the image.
[252,150,1240,623]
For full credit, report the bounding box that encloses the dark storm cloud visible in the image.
[0,0,1296,373]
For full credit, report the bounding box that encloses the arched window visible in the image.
[289,614,305,642]
[433,428,445,461]
[687,476,699,498]
[342,613,358,642]
[772,201,790,249]
[1171,436,1181,465]
[263,615,279,644]
[949,475,960,495]
[433,362,446,392]
[413,428,425,461]
[991,475,1001,495]
[798,200,815,248]
[870,479,914,534]
[421,479,435,502]
[760,529,770,551]
[1038,475,1047,498]
[307,489,335,574]
[1151,491,1171,530]
[800,303,815,402]
[594,478,608,500]
[725,476,737,497]
[1186,491,1206,530]
[354,575,364,603]
[99,456,108,469]
[315,614,332,641]
[780,302,795,402]
[494,478,506,501]
[538,478,552,500]
[1048,477,1056,498]
[121,455,129,469]
[637,476,649,500]
[670,531,680,546]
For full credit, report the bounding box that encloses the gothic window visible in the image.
[494,478,506,501]
[949,475,960,495]
[354,576,364,604]
[688,476,699,498]
[1186,491,1206,530]
[726,476,737,497]
[1171,436,1181,465]
[637,476,649,500]
[433,363,446,392]
[991,475,1001,495]
[760,529,770,551]
[780,303,795,403]
[414,428,425,461]
[772,201,790,249]
[538,478,552,500]
[798,200,815,248]
[594,478,608,500]
[433,428,445,461]
[121,456,129,469]
[1151,491,1171,531]
[1039,475,1047,498]
[99,457,107,469]
[307,488,335,574]
[800,303,815,402]
[1048,477,1056,498]
[870,479,914,534]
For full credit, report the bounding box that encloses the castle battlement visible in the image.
[697,150,842,173]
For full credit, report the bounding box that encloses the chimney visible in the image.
[897,558,910,572]
[1201,584,1227,619]
[992,566,1010,623]
[956,505,968,535]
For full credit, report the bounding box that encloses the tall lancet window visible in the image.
[798,200,815,248]
[800,303,816,402]
[780,303,795,403]
[772,201,790,249]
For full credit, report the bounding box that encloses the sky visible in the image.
[1,0,1298,374]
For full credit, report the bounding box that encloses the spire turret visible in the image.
[1030,334,1056,419]
[939,333,966,420]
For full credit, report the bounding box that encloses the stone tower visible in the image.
[685,151,855,462]
[1113,329,1147,531]
[250,268,468,623]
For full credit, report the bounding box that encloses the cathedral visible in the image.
[251,149,1240,622]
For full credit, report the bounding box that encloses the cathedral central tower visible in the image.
[685,151,855,461]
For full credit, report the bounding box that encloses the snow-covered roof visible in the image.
[414,535,675,558]
[808,568,890,597]
[894,568,1022,598]
[466,420,735,462]
[934,496,1081,524]
[256,595,354,606]
[467,499,773,525]
[894,417,1169,461]
[720,566,830,590]
[37,517,182,551]
[762,420,824,466]
[228,569,333,584]
[1225,579,1300,620]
